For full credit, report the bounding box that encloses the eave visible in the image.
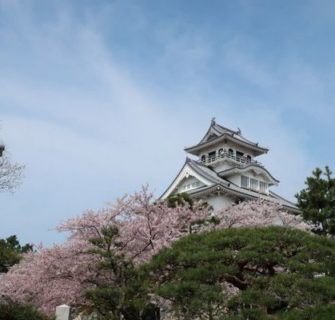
[269,191,301,213]
[219,164,280,185]
[190,183,299,213]
[185,133,268,156]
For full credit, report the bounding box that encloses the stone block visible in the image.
[55,304,71,320]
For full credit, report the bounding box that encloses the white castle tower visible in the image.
[161,118,298,212]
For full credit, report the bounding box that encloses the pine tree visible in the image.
[296,166,335,236]
[143,227,335,319]
[0,235,32,273]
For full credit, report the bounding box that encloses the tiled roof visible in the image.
[179,159,298,211]
[205,120,263,146]
[185,120,268,154]
[186,158,229,185]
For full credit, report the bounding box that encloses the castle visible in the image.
[161,119,298,212]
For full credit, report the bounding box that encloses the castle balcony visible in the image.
[202,151,262,167]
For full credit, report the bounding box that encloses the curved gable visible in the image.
[199,123,223,143]
[220,164,279,185]
[160,161,216,199]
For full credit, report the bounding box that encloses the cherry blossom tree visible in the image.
[216,199,310,231]
[57,187,211,263]
[0,143,24,192]
[0,188,211,315]
[0,188,309,316]
[0,240,99,315]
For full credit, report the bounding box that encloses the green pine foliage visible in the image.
[279,304,335,320]
[296,166,335,236]
[166,192,212,212]
[167,192,194,208]
[143,226,335,320]
[0,298,52,320]
[0,235,33,273]
[84,226,157,320]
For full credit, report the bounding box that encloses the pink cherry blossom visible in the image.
[0,187,309,316]
[216,199,310,231]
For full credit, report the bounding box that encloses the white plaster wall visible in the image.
[207,194,233,211]
[226,170,271,185]
[178,176,205,193]
[246,170,262,180]
[228,174,241,186]
[241,170,271,187]
[226,171,270,194]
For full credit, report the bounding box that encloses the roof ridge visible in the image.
[185,132,268,154]
[269,191,298,207]
[214,122,237,134]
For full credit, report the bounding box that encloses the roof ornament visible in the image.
[211,117,216,125]
[237,127,242,135]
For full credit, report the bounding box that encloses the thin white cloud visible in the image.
[0,0,326,245]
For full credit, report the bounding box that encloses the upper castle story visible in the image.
[184,118,268,172]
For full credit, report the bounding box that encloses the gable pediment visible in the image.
[200,126,223,144]
[247,169,271,182]
[206,133,219,142]
[161,162,216,199]
[177,176,206,193]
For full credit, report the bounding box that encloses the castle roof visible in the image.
[184,119,268,156]
[161,158,298,212]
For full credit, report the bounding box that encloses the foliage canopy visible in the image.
[0,189,310,316]
[84,226,153,320]
[0,235,33,273]
[144,226,335,320]
[0,298,51,320]
[296,166,335,236]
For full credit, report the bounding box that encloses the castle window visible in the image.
[208,151,216,162]
[241,175,249,188]
[246,155,251,162]
[218,148,224,156]
[250,178,258,190]
[228,148,234,157]
[236,151,244,158]
[201,155,206,163]
[260,181,267,193]
[236,151,244,162]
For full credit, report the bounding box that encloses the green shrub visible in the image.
[0,298,52,320]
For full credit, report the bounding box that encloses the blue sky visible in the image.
[1,0,334,245]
